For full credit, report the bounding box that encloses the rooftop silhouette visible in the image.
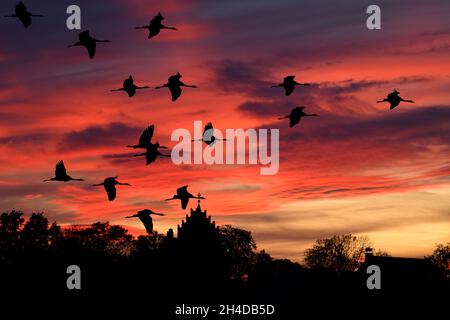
[177,198,218,243]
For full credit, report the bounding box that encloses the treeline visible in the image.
[0,210,448,299]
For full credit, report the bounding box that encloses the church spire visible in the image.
[177,192,217,242]
[195,192,203,212]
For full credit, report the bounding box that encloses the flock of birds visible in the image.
[5,2,417,233]
[110,72,198,102]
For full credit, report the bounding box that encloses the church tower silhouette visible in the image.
[165,195,227,294]
[177,194,219,243]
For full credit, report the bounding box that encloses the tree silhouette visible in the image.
[218,225,257,280]
[0,211,447,299]
[105,224,134,256]
[65,222,134,256]
[21,213,49,248]
[48,222,63,245]
[304,234,371,271]
[134,233,166,253]
[248,250,306,298]
[427,242,450,278]
[0,210,25,255]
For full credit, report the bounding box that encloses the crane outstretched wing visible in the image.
[149,28,161,38]
[181,197,189,210]
[170,86,182,101]
[19,15,32,28]
[289,108,303,127]
[389,101,400,110]
[284,75,295,82]
[123,76,133,88]
[87,42,96,59]
[289,117,301,128]
[139,215,153,234]
[16,3,27,12]
[105,184,117,201]
[177,185,188,196]
[55,161,67,178]
[139,125,154,146]
[387,92,397,100]
[16,3,31,28]
[79,30,90,41]
[284,86,294,96]
[203,122,214,141]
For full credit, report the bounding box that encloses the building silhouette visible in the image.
[359,247,445,297]
[163,197,225,293]
[177,196,219,243]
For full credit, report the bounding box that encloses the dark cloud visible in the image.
[318,76,431,95]
[235,77,433,121]
[208,59,317,100]
[283,105,450,143]
[59,122,140,151]
[101,152,146,165]
[102,152,137,159]
[271,184,407,200]
[238,100,298,117]
[0,132,52,144]
[0,183,55,198]
[391,43,450,55]
[270,105,450,171]
[208,59,272,94]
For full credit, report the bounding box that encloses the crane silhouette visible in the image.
[43,161,84,182]
[155,72,197,101]
[135,12,178,39]
[271,75,310,96]
[278,107,319,128]
[68,30,111,59]
[133,143,170,165]
[192,122,227,146]
[111,76,150,97]
[93,176,131,201]
[377,90,415,110]
[4,2,43,28]
[127,125,167,149]
[125,209,164,234]
[165,186,205,210]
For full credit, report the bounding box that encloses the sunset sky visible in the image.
[1,0,449,262]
